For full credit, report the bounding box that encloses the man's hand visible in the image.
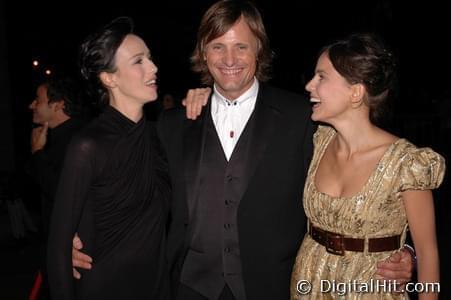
[31,122,49,153]
[376,248,413,286]
[182,87,211,120]
[72,234,93,279]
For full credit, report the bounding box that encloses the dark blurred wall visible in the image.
[0,1,15,172]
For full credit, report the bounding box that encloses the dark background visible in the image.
[1,0,449,299]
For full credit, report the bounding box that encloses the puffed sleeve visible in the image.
[398,146,446,192]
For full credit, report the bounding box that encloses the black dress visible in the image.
[47,106,170,300]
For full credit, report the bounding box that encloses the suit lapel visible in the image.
[183,100,210,221]
[233,85,281,204]
[183,86,281,216]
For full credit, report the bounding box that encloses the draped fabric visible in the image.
[47,106,170,300]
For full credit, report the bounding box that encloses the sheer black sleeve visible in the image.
[47,135,97,300]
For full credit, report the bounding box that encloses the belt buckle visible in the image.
[325,233,345,256]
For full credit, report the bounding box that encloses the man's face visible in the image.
[204,18,258,100]
[29,84,58,125]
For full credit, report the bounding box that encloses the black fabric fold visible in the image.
[47,106,170,300]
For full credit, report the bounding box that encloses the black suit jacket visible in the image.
[157,84,314,299]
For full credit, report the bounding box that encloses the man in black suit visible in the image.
[29,77,85,299]
[72,1,413,299]
[29,78,85,237]
[158,3,312,299]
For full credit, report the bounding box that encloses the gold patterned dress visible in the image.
[291,126,445,299]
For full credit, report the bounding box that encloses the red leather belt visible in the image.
[309,224,401,256]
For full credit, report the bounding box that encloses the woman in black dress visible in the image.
[47,17,170,299]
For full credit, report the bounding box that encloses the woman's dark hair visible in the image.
[323,33,397,124]
[191,0,273,85]
[79,16,134,107]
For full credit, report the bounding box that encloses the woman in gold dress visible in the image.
[290,33,445,299]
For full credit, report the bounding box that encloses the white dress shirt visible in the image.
[211,78,259,161]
